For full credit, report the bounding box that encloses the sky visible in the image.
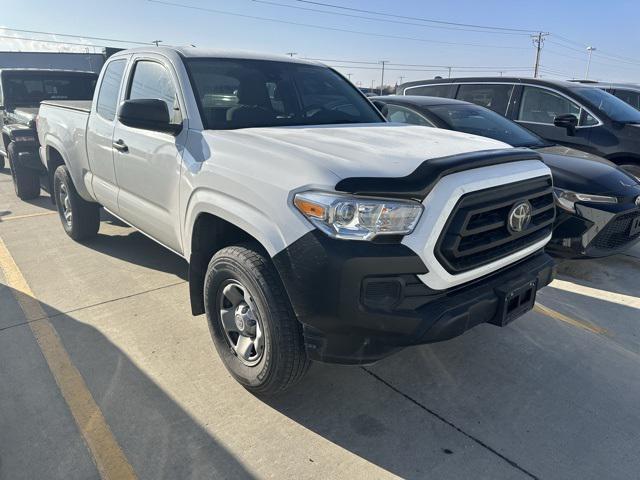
[1,0,639,87]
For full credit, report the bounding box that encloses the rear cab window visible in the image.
[2,71,97,108]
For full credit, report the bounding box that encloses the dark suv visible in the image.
[397,77,640,178]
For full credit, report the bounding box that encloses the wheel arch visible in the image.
[188,211,278,315]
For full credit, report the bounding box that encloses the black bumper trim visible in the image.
[273,230,555,365]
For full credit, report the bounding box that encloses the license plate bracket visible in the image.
[630,216,640,237]
[491,279,538,327]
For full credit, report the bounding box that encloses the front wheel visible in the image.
[204,244,310,396]
[53,165,100,241]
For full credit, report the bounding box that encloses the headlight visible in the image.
[294,191,423,240]
[553,187,617,213]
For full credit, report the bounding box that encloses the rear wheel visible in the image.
[0,154,5,170]
[620,164,640,181]
[204,244,310,396]
[53,165,100,241]
[8,145,40,200]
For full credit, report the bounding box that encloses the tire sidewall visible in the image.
[53,166,74,236]
[204,254,277,389]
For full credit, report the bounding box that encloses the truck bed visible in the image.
[40,100,92,113]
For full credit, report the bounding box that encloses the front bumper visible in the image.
[547,202,640,258]
[273,230,555,365]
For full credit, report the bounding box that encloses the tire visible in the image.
[53,165,100,241]
[0,154,5,170]
[204,244,310,396]
[8,145,40,200]
[620,164,640,181]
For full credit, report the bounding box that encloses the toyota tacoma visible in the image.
[36,47,555,395]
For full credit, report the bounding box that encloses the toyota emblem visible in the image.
[508,201,532,233]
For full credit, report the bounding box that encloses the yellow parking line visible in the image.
[551,279,640,310]
[0,236,137,480]
[0,211,57,222]
[534,303,608,335]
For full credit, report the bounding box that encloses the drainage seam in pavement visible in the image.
[0,280,187,333]
[361,367,539,480]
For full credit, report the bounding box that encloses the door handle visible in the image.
[113,139,128,153]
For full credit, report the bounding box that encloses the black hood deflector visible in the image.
[335,148,543,200]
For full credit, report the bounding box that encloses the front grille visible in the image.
[436,176,555,273]
[591,210,640,250]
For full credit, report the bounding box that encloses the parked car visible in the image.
[36,47,556,394]
[570,80,640,111]
[0,68,98,198]
[372,95,640,258]
[397,77,640,179]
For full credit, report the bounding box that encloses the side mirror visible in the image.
[118,99,182,135]
[553,114,578,136]
[372,100,389,117]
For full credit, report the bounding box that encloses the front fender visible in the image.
[183,187,310,259]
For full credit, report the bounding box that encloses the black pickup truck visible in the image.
[0,68,97,198]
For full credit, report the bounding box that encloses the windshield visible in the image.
[2,72,97,107]
[426,103,548,147]
[574,87,640,123]
[185,58,383,129]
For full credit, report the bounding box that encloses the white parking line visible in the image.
[550,279,640,310]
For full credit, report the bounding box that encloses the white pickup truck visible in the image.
[37,47,555,395]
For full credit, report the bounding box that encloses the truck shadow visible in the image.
[75,210,189,281]
[0,284,255,480]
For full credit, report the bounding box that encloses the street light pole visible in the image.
[585,46,596,79]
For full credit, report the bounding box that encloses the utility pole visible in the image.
[346,73,352,81]
[585,46,596,79]
[531,32,549,78]
[379,60,388,96]
[152,40,162,46]
[447,66,452,78]
[398,76,405,85]
[286,52,297,57]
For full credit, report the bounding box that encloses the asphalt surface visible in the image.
[1,166,639,480]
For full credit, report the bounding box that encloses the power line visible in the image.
[0,34,104,48]
[291,0,539,33]
[147,0,530,50]
[251,0,532,35]
[304,57,531,69]
[0,27,151,46]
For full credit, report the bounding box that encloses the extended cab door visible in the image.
[86,58,128,212]
[513,85,596,152]
[112,55,186,254]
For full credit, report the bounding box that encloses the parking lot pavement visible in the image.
[1,167,639,480]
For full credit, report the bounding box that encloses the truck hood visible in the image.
[203,123,511,180]
[537,148,640,197]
